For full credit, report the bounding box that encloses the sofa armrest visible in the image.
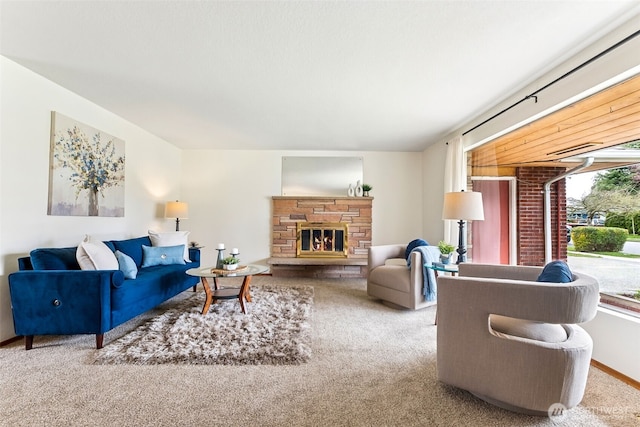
[17,256,33,271]
[8,270,124,335]
[188,247,201,264]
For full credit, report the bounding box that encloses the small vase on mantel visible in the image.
[348,184,355,197]
[355,180,363,197]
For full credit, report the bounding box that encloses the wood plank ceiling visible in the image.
[471,73,640,176]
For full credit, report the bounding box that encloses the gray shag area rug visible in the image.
[93,285,313,365]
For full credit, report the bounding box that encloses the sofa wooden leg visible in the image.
[96,334,104,349]
[25,335,34,350]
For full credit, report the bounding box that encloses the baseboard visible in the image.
[591,359,640,391]
[0,335,21,347]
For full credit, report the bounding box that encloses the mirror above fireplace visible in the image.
[281,156,363,197]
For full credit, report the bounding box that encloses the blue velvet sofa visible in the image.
[8,236,200,350]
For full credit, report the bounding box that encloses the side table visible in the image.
[426,263,459,277]
[426,263,459,325]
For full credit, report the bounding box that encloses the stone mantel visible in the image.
[272,196,374,200]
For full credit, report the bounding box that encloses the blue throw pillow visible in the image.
[141,245,186,268]
[537,260,573,283]
[405,239,429,260]
[111,236,152,268]
[115,250,138,279]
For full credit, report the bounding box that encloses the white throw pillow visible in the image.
[148,230,191,262]
[76,235,119,270]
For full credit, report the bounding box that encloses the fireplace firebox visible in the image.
[297,222,348,258]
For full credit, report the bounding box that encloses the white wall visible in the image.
[0,57,184,342]
[582,307,640,383]
[181,150,425,268]
[421,141,447,245]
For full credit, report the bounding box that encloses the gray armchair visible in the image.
[436,263,599,415]
[367,244,440,310]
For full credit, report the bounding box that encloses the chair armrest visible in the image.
[368,244,406,272]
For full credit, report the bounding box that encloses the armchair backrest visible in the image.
[439,264,599,324]
[458,263,541,282]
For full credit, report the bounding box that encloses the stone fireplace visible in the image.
[269,196,372,278]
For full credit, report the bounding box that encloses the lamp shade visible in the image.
[442,191,484,221]
[165,201,189,219]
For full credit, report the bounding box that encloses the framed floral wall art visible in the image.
[48,112,125,217]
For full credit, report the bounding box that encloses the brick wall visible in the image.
[517,167,567,266]
[272,196,372,259]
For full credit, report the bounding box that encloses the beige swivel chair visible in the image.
[436,263,599,415]
[367,244,441,310]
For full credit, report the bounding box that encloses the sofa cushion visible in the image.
[141,245,186,268]
[30,247,80,270]
[115,250,138,279]
[537,260,573,283]
[76,235,119,270]
[148,230,190,262]
[490,315,568,343]
[111,264,196,311]
[111,236,152,268]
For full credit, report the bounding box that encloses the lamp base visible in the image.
[175,218,180,232]
[456,219,467,264]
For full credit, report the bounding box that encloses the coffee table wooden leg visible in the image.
[242,275,252,302]
[201,277,213,315]
[237,275,253,313]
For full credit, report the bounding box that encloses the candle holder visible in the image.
[216,248,225,269]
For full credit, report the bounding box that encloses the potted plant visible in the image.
[221,255,240,270]
[437,241,456,264]
[362,184,373,197]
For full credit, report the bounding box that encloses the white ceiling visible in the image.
[2,1,640,152]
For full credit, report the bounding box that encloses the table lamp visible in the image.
[442,190,484,263]
[165,200,189,231]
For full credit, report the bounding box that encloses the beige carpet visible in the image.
[0,276,638,427]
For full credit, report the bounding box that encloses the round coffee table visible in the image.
[186,264,269,314]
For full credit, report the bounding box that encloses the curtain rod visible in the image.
[462,28,640,136]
